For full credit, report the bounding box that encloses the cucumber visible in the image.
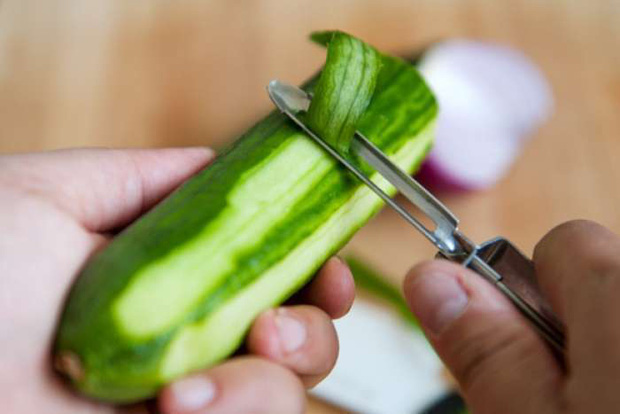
[54,31,437,403]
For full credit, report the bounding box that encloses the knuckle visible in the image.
[536,219,620,276]
[559,222,620,278]
[536,220,596,253]
[449,319,539,393]
[552,219,602,237]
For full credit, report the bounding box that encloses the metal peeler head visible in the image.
[267,80,310,114]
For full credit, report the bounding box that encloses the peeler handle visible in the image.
[437,237,566,355]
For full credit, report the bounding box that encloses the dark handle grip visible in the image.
[437,237,566,355]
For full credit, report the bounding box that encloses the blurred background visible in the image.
[1,0,619,412]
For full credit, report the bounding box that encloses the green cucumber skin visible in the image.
[55,52,437,401]
[306,31,381,154]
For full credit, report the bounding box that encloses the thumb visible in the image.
[403,260,562,414]
[1,147,214,232]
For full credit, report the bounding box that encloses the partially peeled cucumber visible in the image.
[54,31,437,403]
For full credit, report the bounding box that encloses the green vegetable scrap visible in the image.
[346,256,421,329]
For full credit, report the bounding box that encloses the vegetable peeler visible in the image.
[267,80,565,354]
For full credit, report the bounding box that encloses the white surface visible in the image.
[311,298,447,414]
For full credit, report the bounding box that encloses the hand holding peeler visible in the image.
[267,80,565,354]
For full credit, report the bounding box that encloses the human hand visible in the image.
[0,148,354,414]
[403,220,620,414]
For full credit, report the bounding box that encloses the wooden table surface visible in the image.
[1,1,619,413]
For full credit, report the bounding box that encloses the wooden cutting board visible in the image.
[0,1,618,412]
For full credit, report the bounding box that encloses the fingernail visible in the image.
[275,309,307,354]
[169,375,216,412]
[408,271,469,335]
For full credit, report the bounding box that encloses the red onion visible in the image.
[416,40,553,191]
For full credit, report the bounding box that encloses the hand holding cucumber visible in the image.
[3,149,620,414]
[0,148,354,414]
[404,220,620,414]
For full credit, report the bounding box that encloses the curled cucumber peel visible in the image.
[306,31,382,155]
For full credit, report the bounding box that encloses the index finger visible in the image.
[289,257,355,319]
[533,220,620,383]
